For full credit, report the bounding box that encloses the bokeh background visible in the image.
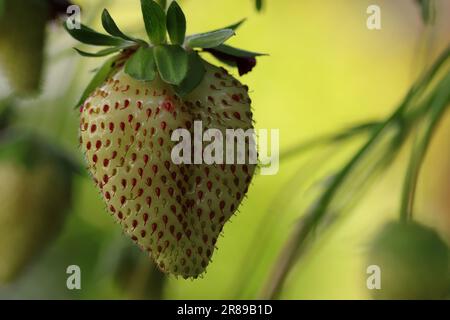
[0,0,449,299]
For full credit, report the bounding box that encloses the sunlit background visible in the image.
[0,0,449,299]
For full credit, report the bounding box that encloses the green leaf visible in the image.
[415,0,435,25]
[166,1,186,45]
[203,44,266,76]
[186,29,235,49]
[255,0,263,11]
[124,47,156,81]
[75,55,118,108]
[225,19,247,31]
[141,0,167,45]
[0,98,15,131]
[156,0,167,10]
[154,45,188,85]
[210,19,247,32]
[74,45,131,57]
[175,52,206,96]
[212,44,267,57]
[101,9,135,42]
[65,23,125,46]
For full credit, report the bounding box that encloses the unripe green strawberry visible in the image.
[368,221,450,300]
[68,0,264,278]
[0,132,74,283]
[80,61,255,278]
[0,0,49,96]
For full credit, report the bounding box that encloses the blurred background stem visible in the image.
[400,72,450,223]
[123,255,166,300]
[260,44,450,299]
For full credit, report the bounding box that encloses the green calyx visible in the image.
[65,0,266,104]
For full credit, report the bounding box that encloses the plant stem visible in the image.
[280,122,379,161]
[260,46,450,299]
[400,72,450,222]
[261,112,399,299]
[125,255,166,300]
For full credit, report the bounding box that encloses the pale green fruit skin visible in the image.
[0,0,48,96]
[368,222,450,300]
[0,162,72,283]
[80,61,255,278]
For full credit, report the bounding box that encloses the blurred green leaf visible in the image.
[0,0,5,18]
[141,0,167,45]
[166,1,186,45]
[154,45,188,85]
[125,47,156,81]
[0,129,82,174]
[0,99,15,132]
[186,29,235,49]
[415,0,436,25]
[255,0,263,11]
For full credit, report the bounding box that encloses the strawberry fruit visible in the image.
[68,1,265,278]
[368,221,449,299]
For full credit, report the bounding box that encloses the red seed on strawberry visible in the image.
[81,62,255,278]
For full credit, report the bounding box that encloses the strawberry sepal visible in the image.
[67,1,266,105]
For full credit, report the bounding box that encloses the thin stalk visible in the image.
[280,122,379,161]
[125,255,166,300]
[281,101,435,162]
[261,111,399,299]
[260,46,450,299]
[408,46,450,104]
[400,73,450,222]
